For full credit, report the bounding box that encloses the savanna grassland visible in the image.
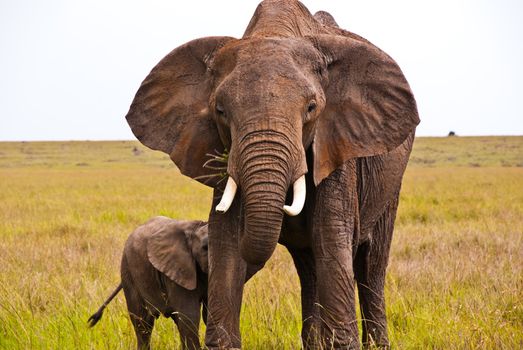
[0,136,522,349]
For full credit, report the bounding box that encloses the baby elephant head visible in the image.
[189,224,209,274]
[147,219,208,290]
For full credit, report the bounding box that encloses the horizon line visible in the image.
[1,135,522,143]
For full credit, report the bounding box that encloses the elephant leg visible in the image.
[288,247,320,350]
[123,286,156,350]
[168,284,202,349]
[202,297,208,326]
[312,161,360,349]
[174,315,200,350]
[354,198,398,349]
[205,193,247,349]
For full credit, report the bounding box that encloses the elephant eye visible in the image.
[216,103,225,116]
[307,100,317,114]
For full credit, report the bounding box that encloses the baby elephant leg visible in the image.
[168,283,202,350]
[123,284,157,350]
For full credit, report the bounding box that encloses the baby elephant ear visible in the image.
[310,35,420,185]
[125,36,236,187]
[147,221,201,290]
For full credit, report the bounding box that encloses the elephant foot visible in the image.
[363,343,389,350]
[333,345,360,350]
[325,336,361,350]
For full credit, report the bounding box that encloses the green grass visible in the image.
[0,136,522,349]
[409,136,523,167]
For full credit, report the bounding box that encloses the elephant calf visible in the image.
[88,216,209,350]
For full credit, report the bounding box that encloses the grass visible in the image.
[0,136,522,349]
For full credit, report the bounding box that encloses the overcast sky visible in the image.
[1,0,522,141]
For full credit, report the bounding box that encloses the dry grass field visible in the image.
[0,136,522,349]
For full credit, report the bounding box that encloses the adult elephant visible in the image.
[126,0,419,348]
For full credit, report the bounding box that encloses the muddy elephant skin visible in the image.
[125,1,419,348]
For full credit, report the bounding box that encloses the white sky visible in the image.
[1,0,522,141]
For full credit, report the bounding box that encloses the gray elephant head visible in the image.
[126,0,419,266]
[147,219,209,290]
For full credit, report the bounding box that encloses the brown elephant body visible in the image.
[89,217,209,350]
[125,1,419,348]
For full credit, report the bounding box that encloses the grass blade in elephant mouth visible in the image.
[194,149,230,189]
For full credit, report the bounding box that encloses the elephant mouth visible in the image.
[215,174,306,217]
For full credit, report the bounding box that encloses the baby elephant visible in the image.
[88,216,209,350]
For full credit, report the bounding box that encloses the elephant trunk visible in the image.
[237,134,294,265]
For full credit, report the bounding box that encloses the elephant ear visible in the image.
[125,36,236,187]
[147,220,201,290]
[310,35,420,185]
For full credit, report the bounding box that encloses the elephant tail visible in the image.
[87,283,123,327]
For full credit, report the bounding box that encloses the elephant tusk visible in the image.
[215,177,238,213]
[283,175,306,216]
